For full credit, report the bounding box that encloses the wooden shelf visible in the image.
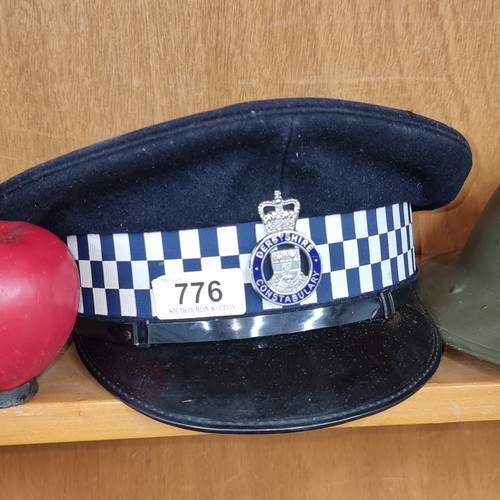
[2,342,500,447]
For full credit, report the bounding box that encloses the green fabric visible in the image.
[419,187,500,364]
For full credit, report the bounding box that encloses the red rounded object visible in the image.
[0,221,80,391]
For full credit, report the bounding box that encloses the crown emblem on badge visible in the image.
[258,191,301,234]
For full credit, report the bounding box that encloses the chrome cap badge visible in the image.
[250,191,322,305]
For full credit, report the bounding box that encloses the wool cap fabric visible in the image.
[0,98,472,433]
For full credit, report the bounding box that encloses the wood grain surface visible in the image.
[1,0,499,254]
[1,0,499,498]
[2,421,500,500]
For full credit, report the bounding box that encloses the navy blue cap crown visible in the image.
[0,98,471,238]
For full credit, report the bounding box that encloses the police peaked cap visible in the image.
[0,98,472,433]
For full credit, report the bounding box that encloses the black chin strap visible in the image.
[73,279,416,347]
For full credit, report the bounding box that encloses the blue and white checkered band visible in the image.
[67,201,415,320]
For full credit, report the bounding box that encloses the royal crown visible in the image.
[258,191,301,234]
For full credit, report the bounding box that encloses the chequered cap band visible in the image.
[67,202,415,320]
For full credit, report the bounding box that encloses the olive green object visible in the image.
[419,186,500,364]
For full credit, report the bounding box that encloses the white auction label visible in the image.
[151,268,247,320]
